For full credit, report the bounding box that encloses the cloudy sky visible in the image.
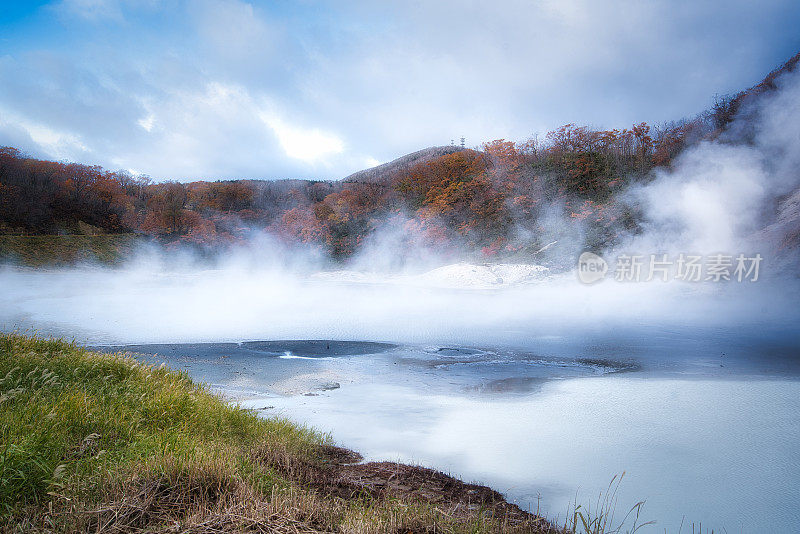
[0,0,798,181]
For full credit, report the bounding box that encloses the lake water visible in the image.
[90,334,800,533]
[3,265,800,532]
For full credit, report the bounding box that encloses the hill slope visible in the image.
[343,145,469,184]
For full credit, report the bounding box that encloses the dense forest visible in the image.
[2,53,796,263]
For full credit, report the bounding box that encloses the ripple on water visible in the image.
[241,340,398,357]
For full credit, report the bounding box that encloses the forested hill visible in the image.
[1,52,798,263]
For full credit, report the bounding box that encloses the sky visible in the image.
[0,0,799,182]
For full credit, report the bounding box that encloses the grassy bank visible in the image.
[0,234,142,267]
[0,333,560,533]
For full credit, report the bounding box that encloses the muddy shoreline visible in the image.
[279,444,551,528]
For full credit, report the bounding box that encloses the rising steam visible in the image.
[2,69,800,346]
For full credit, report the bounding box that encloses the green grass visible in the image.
[0,234,142,266]
[0,333,564,533]
[0,333,328,531]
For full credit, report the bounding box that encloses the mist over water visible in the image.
[4,66,800,347]
[2,246,800,532]
[3,53,800,534]
[2,255,798,348]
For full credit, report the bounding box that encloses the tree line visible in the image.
[0,116,717,259]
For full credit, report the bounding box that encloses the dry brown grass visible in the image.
[11,453,558,534]
[0,234,140,266]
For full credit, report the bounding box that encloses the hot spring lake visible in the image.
[2,266,800,532]
[82,335,799,533]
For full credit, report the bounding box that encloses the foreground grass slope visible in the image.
[0,333,557,533]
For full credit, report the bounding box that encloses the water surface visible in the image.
[96,335,800,533]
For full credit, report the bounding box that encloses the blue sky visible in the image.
[0,0,799,181]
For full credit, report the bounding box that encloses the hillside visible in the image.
[713,50,800,136]
[343,145,469,184]
[1,51,799,265]
[0,234,142,266]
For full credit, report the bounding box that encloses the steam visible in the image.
[626,143,765,253]
[2,69,800,346]
[620,67,800,262]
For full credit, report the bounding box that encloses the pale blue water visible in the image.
[2,266,799,532]
[99,332,800,533]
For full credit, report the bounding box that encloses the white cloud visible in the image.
[137,114,155,132]
[0,109,88,159]
[56,0,124,21]
[363,156,381,168]
[192,0,280,59]
[261,114,344,163]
